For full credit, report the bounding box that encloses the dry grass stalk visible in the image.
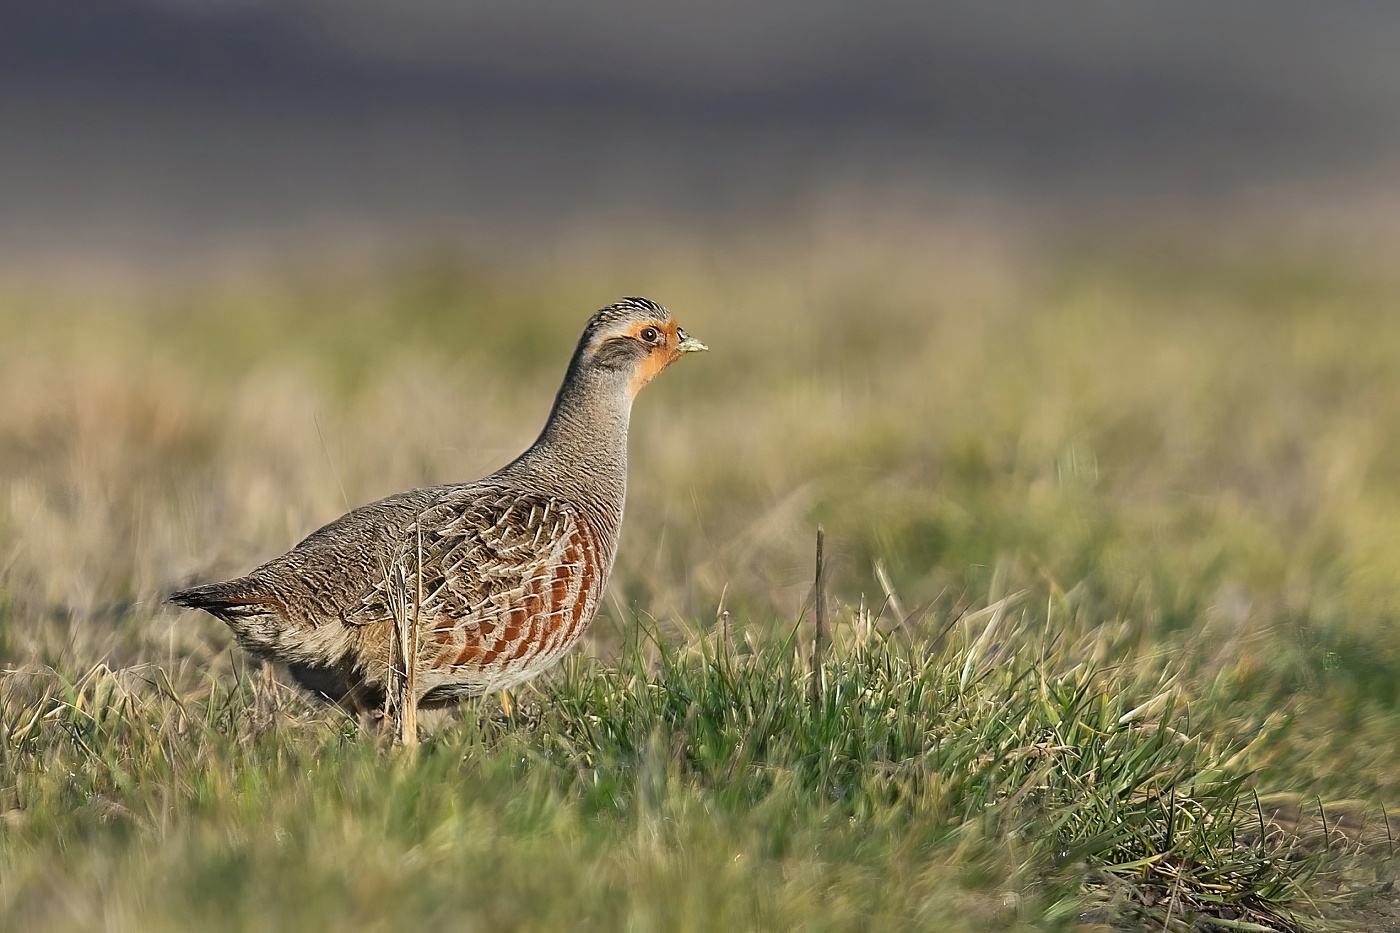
[873,560,907,628]
[381,528,422,747]
[401,525,423,746]
[811,525,826,713]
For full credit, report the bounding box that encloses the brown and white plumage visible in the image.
[171,297,706,712]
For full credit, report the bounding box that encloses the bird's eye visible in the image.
[640,326,659,343]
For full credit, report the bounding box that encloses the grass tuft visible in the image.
[1,593,1380,931]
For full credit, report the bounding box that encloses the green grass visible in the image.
[2,227,1400,930]
[0,603,1388,931]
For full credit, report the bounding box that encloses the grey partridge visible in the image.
[171,298,706,712]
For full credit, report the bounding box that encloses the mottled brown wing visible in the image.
[346,489,604,677]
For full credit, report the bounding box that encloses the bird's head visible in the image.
[577,297,707,398]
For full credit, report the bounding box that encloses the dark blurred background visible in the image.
[3,0,1400,270]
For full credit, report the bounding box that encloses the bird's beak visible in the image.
[677,329,708,353]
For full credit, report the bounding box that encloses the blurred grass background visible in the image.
[6,2,1400,928]
[2,224,1400,929]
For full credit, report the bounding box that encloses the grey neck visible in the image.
[498,359,632,533]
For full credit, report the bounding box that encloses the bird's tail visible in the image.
[168,579,269,621]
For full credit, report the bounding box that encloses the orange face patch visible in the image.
[626,319,683,398]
